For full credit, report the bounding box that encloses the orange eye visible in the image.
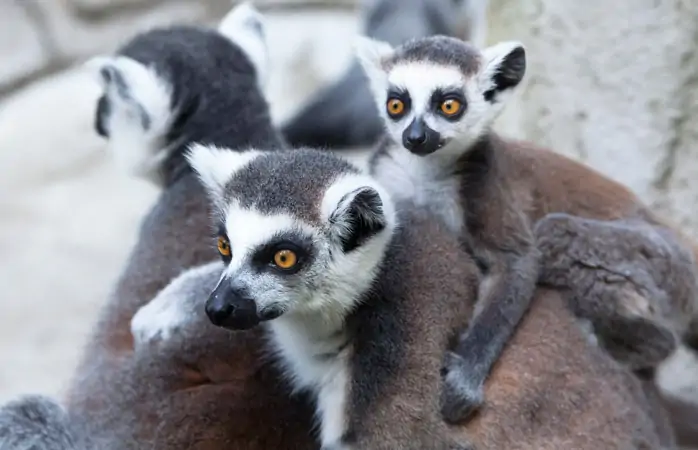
[387,98,405,116]
[440,99,462,116]
[273,249,297,270]
[217,236,231,257]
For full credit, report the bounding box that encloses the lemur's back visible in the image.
[462,287,674,449]
[491,135,659,223]
[347,207,480,448]
[344,207,671,448]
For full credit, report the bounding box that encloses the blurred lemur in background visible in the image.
[280,0,489,150]
[0,4,319,450]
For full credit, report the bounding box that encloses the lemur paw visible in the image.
[440,352,484,424]
[130,290,190,347]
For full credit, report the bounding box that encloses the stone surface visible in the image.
[489,0,698,237]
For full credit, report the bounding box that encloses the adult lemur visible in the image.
[280,0,489,149]
[356,34,698,423]
[129,145,672,450]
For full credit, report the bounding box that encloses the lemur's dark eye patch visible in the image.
[386,85,411,120]
[431,89,466,120]
[251,231,315,274]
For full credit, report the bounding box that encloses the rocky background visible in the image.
[1,0,697,437]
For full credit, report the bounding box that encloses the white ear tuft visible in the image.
[186,143,264,205]
[479,41,526,102]
[217,1,269,89]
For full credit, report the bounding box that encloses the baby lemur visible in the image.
[355,34,698,422]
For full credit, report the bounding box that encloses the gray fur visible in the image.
[535,213,698,370]
[0,396,86,450]
[280,0,489,150]
[384,35,482,75]
[224,149,360,221]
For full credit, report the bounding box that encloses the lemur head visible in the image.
[186,146,397,331]
[355,35,526,158]
[84,2,271,183]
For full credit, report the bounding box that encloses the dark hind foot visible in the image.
[440,352,484,424]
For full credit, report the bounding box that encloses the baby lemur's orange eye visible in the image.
[273,249,297,270]
[440,99,462,116]
[217,236,231,257]
[386,98,405,116]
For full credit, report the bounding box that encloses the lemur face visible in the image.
[356,35,526,158]
[187,146,397,330]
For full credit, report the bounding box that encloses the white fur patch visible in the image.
[372,148,465,234]
[217,1,270,90]
[316,361,350,447]
[266,317,352,447]
[85,55,174,185]
[186,143,265,207]
[130,261,223,346]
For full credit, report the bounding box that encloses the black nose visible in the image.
[402,118,441,155]
[205,292,234,326]
[205,282,260,330]
[403,121,427,149]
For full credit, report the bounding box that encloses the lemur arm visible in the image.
[440,230,541,424]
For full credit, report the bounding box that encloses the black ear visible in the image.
[481,42,526,102]
[329,187,387,253]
